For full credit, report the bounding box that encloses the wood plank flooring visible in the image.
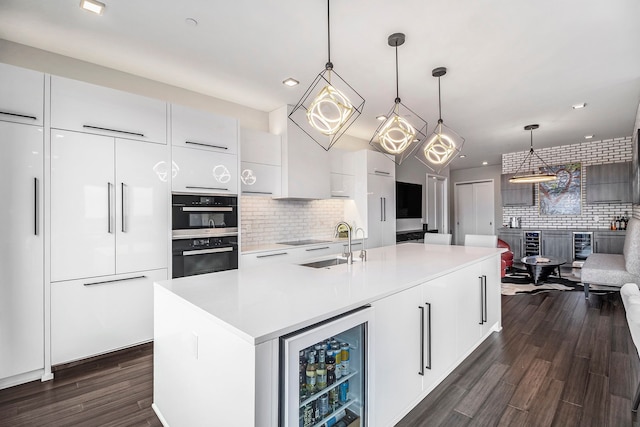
[1,290,639,426]
[398,290,640,426]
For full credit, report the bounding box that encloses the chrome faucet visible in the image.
[355,227,367,262]
[334,221,353,264]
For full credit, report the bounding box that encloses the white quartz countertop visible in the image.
[156,243,504,345]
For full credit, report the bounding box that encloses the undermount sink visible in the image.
[300,258,348,269]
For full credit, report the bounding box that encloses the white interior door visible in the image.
[454,181,495,245]
[426,175,447,233]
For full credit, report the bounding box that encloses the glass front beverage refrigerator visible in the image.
[279,306,374,427]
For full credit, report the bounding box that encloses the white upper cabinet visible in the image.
[172,146,238,195]
[51,130,169,282]
[50,76,167,144]
[0,63,44,126]
[0,121,44,381]
[330,148,355,199]
[171,104,238,154]
[240,128,282,197]
[269,105,330,199]
[366,148,396,178]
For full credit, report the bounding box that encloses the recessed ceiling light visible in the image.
[185,18,198,27]
[572,103,586,109]
[482,161,488,165]
[376,115,387,121]
[459,154,466,158]
[282,78,299,87]
[80,0,105,15]
[585,135,594,139]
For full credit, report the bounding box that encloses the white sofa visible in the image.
[620,283,640,412]
[582,217,640,298]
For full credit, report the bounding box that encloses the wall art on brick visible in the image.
[539,163,581,215]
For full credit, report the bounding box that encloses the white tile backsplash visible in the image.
[241,197,345,246]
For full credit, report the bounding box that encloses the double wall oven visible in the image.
[172,193,238,278]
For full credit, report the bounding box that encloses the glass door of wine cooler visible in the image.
[279,306,374,427]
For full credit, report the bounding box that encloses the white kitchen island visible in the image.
[153,243,504,427]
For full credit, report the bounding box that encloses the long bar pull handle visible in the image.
[121,183,126,233]
[256,252,288,259]
[107,182,113,233]
[34,177,39,235]
[483,275,488,323]
[305,246,331,252]
[185,185,229,192]
[479,276,484,324]
[380,198,384,222]
[383,197,386,221]
[83,125,144,138]
[185,141,228,150]
[0,111,37,120]
[242,191,273,195]
[425,302,432,370]
[84,275,146,287]
[419,305,425,376]
[374,170,391,175]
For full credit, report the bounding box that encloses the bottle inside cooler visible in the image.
[298,324,364,427]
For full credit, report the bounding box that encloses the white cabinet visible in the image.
[0,121,44,383]
[51,130,168,282]
[172,146,238,195]
[345,150,396,249]
[0,63,44,126]
[330,148,355,199]
[51,269,167,365]
[269,105,330,199]
[240,128,281,197]
[51,76,167,144]
[372,255,501,425]
[171,104,238,154]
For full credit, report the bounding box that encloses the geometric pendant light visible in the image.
[369,33,428,165]
[288,0,365,151]
[509,124,557,183]
[415,67,465,173]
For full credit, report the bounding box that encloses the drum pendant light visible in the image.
[509,124,557,183]
[369,33,428,165]
[288,0,365,151]
[415,67,464,173]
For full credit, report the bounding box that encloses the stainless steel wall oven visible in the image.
[172,194,238,278]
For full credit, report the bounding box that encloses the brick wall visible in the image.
[501,137,633,229]
[240,197,345,247]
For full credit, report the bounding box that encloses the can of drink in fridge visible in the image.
[340,343,350,376]
[318,393,329,418]
[338,380,349,403]
[302,402,314,427]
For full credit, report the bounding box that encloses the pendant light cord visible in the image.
[394,44,400,103]
[437,76,442,123]
[327,0,331,65]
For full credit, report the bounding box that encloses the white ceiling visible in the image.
[1,0,639,169]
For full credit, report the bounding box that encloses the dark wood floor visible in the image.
[398,290,640,426]
[1,290,639,426]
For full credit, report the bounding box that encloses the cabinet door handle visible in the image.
[107,182,113,233]
[121,183,126,233]
[483,275,488,323]
[0,111,37,121]
[185,141,228,150]
[380,197,384,222]
[595,241,598,253]
[34,177,39,235]
[425,302,432,370]
[256,252,288,258]
[83,125,144,138]
[84,275,146,286]
[479,276,483,324]
[383,197,386,221]
[186,185,229,192]
[374,170,391,175]
[242,191,273,195]
[305,246,331,252]
[419,305,425,376]
[331,195,350,198]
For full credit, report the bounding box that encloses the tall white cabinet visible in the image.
[345,150,396,248]
[0,121,44,385]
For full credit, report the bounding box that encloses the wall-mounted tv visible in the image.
[396,181,422,219]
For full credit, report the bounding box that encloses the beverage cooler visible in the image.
[279,306,374,427]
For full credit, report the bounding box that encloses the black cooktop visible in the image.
[278,239,333,246]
